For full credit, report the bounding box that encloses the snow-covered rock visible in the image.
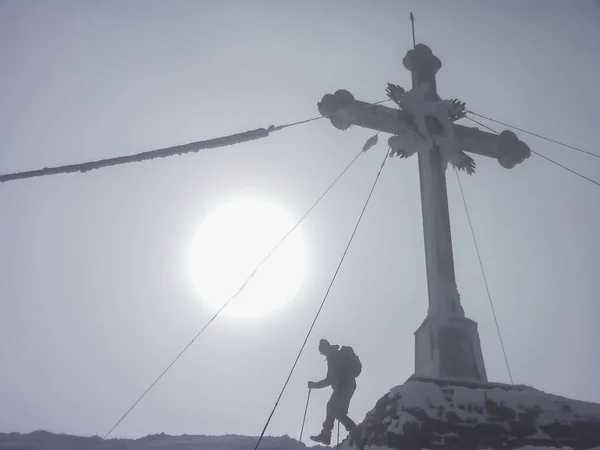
[342,378,600,450]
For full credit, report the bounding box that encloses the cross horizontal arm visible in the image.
[318,91,412,135]
[318,90,531,169]
[454,125,531,169]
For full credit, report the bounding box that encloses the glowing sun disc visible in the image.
[189,197,306,318]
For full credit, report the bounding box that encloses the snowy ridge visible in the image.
[0,431,328,450]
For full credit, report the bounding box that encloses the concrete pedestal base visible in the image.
[414,314,487,383]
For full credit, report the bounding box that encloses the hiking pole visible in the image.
[299,388,312,442]
[336,421,340,448]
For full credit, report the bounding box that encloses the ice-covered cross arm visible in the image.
[317,90,531,171]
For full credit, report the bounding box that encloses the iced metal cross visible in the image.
[317,44,531,383]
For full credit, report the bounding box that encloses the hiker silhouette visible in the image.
[308,339,361,445]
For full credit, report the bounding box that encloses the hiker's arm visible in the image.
[310,376,331,389]
[308,363,332,389]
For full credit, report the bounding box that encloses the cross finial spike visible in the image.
[410,12,416,47]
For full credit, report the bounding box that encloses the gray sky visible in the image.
[1,0,600,442]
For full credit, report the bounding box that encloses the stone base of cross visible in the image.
[317,44,531,383]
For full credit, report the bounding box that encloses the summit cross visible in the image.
[317,43,531,383]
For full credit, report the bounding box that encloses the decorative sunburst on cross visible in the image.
[385,82,475,174]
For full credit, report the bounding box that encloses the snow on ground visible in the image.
[334,379,600,450]
[385,380,600,436]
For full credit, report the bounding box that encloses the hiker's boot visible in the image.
[349,427,361,443]
[310,431,331,445]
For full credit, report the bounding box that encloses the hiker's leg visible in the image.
[310,394,336,445]
[321,392,337,434]
[338,414,357,432]
[334,384,357,431]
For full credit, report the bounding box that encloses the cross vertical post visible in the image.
[405,47,463,318]
[403,45,487,382]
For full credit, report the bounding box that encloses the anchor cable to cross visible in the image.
[465,115,600,189]
[253,146,390,450]
[467,110,600,160]
[454,169,514,385]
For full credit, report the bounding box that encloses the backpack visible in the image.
[339,346,362,378]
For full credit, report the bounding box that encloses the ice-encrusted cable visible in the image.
[1,100,391,184]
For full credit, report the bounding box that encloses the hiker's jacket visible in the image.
[313,345,356,391]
